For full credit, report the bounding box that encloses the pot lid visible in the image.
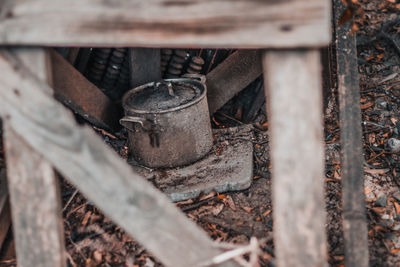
[124,80,203,112]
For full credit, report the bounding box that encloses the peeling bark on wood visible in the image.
[3,48,66,267]
[206,50,262,114]
[50,50,121,130]
[0,0,330,48]
[263,50,327,267]
[0,50,237,267]
[334,0,370,266]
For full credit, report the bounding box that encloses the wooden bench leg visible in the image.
[262,49,327,266]
[4,49,66,267]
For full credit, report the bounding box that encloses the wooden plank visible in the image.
[0,169,10,250]
[262,50,327,266]
[4,48,66,267]
[333,0,370,266]
[0,50,237,267]
[50,50,121,130]
[129,48,161,88]
[206,50,262,114]
[0,0,330,48]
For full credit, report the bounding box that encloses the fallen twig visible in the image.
[199,237,263,267]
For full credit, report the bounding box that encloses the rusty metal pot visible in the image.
[120,74,213,168]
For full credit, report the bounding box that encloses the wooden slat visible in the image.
[206,50,262,114]
[129,48,161,88]
[333,0,369,265]
[0,50,237,267]
[4,48,66,267]
[0,169,10,249]
[263,50,327,266]
[50,50,121,130]
[0,0,330,48]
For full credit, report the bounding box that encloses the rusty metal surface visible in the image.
[50,50,121,131]
[122,77,212,168]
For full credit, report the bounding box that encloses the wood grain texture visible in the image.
[206,50,262,114]
[50,50,121,130]
[0,50,236,267]
[129,48,161,88]
[334,0,370,266]
[4,48,66,267]
[263,50,327,267]
[0,0,330,48]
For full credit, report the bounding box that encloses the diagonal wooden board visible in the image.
[4,48,66,267]
[50,50,121,131]
[0,0,330,48]
[0,50,237,267]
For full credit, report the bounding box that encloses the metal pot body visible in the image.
[121,77,213,168]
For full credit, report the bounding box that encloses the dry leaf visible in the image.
[226,196,237,211]
[176,199,194,206]
[391,248,400,254]
[242,206,253,213]
[199,191,216,201]
[364,168,389,175]
[361,102,374,109]
[217,194,227,200]
[81,211,92,227]
[364,187,373,195]
[212,204,225,216]
[262,210,272,217]
[395,201,400,214]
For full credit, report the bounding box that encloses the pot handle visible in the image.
[182,73,206,85]
[120,116,147,132]
[155,81,175,97]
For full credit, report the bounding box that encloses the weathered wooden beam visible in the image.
[0,50,237,267]
[263,49,327,266]
[4,48,66,267]
[129,48,161,88]
[333,0,370,266]
[206,50,262,114]
[0,169,10,250]
[0,0,330,48]
[50,50,121,130]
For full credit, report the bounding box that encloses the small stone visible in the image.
[375,194,388,207]
[376,98,388,110]
[385,232,398,243]
[393,224,400,231]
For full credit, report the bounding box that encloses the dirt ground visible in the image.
[1,1,400,266]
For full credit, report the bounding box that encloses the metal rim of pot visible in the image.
[121,74,207,115]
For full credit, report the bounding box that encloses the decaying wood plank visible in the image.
[207,50,262,114]
[334,0,370,266]
[129,48,161,88]
[0,169,10,250]
[0,50,237,267]
[263,50,327,267]
[0,0,330,48]
[50,50,121,130]
[4,48,66,267]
